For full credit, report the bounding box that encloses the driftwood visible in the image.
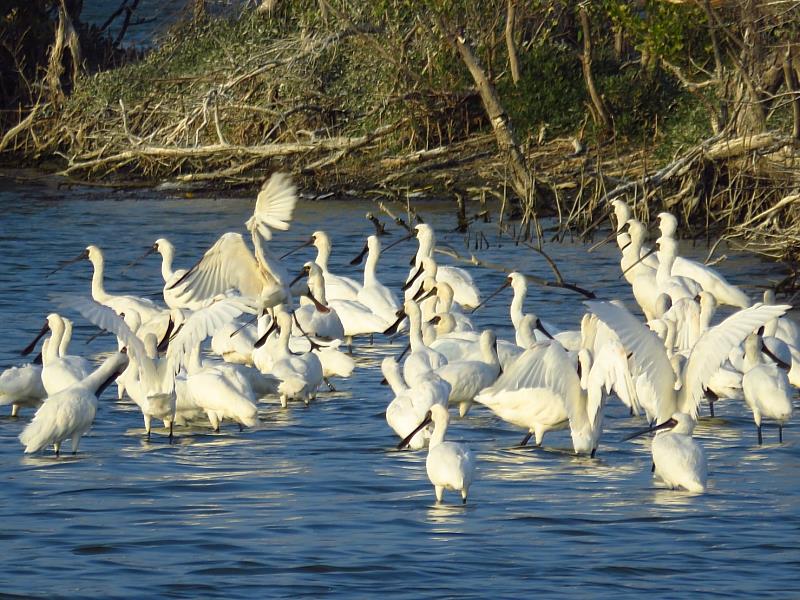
[58,123,400,177]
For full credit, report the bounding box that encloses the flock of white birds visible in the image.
[1,173,797,504]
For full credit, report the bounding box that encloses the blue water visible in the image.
[1,174,798,598]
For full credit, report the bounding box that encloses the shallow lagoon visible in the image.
[1,177,798,598]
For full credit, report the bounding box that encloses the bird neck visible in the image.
[251,230,289,298]
[84,353,126,396]
[59,321,72,357]
[315,241,330,271]
[44,328,61,364]
[363,248,379,286]
[408,309,425,350]
[309,272,328,305]
[510,286,526,328]
[89,253,110,303]
[414,237,433,266]
[159,245,175,282]
[481,336,500,367]
[656,251,674,284]
[743,337,762,371]
[428,418,447,449]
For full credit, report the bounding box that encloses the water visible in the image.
[1,174,799,598]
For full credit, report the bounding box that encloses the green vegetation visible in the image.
[1,1,799,266]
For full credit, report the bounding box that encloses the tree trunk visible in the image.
[578,6,610,132]
[505,0,520,86]
[784,50,800,140]
[436,17,533,206]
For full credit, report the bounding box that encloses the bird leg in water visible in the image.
[704,386,718,418]
[779,424,783,443]
[651,462,656,473]
[169,422,174,444]
[757,425,763,445]
[520,431,533,446]
[324,377,336,392]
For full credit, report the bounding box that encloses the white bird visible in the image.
[398,300,448,383]
[626,411,707,493]
[268,307,324,407]
[398,403,476,504]
[53,245,165,323]
[406,224,480,308]
[0,362,45,417]
[162,173,298,312]
[303,230,363,302]
[384,358,449,450]
[586,300,791,424]
[657,213,750,309]
[141,237,206,310]
[742,332,793,444]
[24,314,92,396]
[292,262,346,341]
[434,329,501,417]
[355,235,401,324]
[19,351,129,456]
[185,346,259,431]
[475,341,608,455]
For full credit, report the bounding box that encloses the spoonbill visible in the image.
[384,359,449,450]
[355,235,401,324]
[407,224,480,308]
[434,329,501,417]
[19,351,129,456]
[742,332,793,444]
[625,412,707,493]
[0,362,45,417]
[586,300,790,424]
[163,172,298,312]
[398,403,476,504]
[268,307,324,407]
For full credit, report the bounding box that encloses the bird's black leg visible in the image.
[169,422,174,444]
[520,432,533,446]
[757,425,763,445]
[779,424,783,443]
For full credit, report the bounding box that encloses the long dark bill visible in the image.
[254,319,279,348]
[470,278,511,314]
[622,417,678,442]
[619,245,657,279]
[280,237,314,260]
[20,322,48,356]
[47,248,89,277]
[122,245,157,274]
[402,263,425,292]
[383,310,406,336]
[397,410,433,450]
[349,242,369,266]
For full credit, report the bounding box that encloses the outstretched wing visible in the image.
[166,294,258,376]
[249,172,298,240]
[680,302,791,417]
[59,295,155,383]
[587,339,639,421]
[167,233,262,304]
[585,300,675,423]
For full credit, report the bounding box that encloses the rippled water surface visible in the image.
[1,175,799,598]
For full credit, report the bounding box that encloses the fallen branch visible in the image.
[58,123,399,177]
